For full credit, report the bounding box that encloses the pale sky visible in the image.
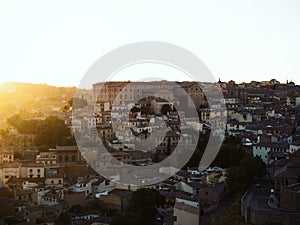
[0,0,300,87]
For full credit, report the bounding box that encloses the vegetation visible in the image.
[0,128,34,149]
[0,82,77,128]
[130,106,141,113]
[140,104,152,115]
[55,213,71,225]
[184,133,266,193]
[111,189,165,225]
[227,155,266,192]
[4,114,75,149]
[161,104,172,115]
[211,195,251,225]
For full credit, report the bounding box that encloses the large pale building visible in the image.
[92,81,207,109]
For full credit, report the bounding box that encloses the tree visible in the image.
[55,213,71,225]
[111,189,165,225]
[184,131,210,169]
[34,115,74,148]
[111,211,141,225]
[161,104,172,115]
[227,155,266,192]
[140,105,152,115]
[130,106,141,113]
[212,143,245,168]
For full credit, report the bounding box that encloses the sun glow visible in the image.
[0,82,5,91]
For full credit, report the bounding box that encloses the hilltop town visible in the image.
[1,79,300,225]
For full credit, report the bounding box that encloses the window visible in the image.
[65,155,69,162]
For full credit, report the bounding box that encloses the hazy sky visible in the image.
[0,0,300,87]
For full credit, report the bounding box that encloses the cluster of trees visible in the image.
[5,114,75,148]
[226,156,266,192]
[130,103,173,115]
[130,105,153,115]
[185,133,266,193]
[111,189,165,225]
[0,128,33,149]
[0,82,77,128]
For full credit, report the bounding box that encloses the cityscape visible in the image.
[0,78,300,225]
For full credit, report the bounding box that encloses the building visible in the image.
[55,146,82,163]
[94,101,110,113]
[20,163,45,178]
[0,150,14,163]
[92,178,115,194]
[174,197,200,225]
[281,183,300,211]
[253,142,290,164]
[92,81,207,109]
[109,152,132,164]
[36,152,57,166]
[45,174,64,188]
[1,162,20,184]
[99,188,132,210]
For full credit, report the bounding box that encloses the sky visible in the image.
[0,0,300,87]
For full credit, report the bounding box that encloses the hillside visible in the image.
[0,82,81,127]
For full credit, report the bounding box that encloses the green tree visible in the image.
[34,115,73,148]
[212,143,245,168]
[7,114,39,134]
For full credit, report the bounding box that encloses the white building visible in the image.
[289,140,300,154]
[253,142,289,164]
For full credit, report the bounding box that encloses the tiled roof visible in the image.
[174,202,199,214]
